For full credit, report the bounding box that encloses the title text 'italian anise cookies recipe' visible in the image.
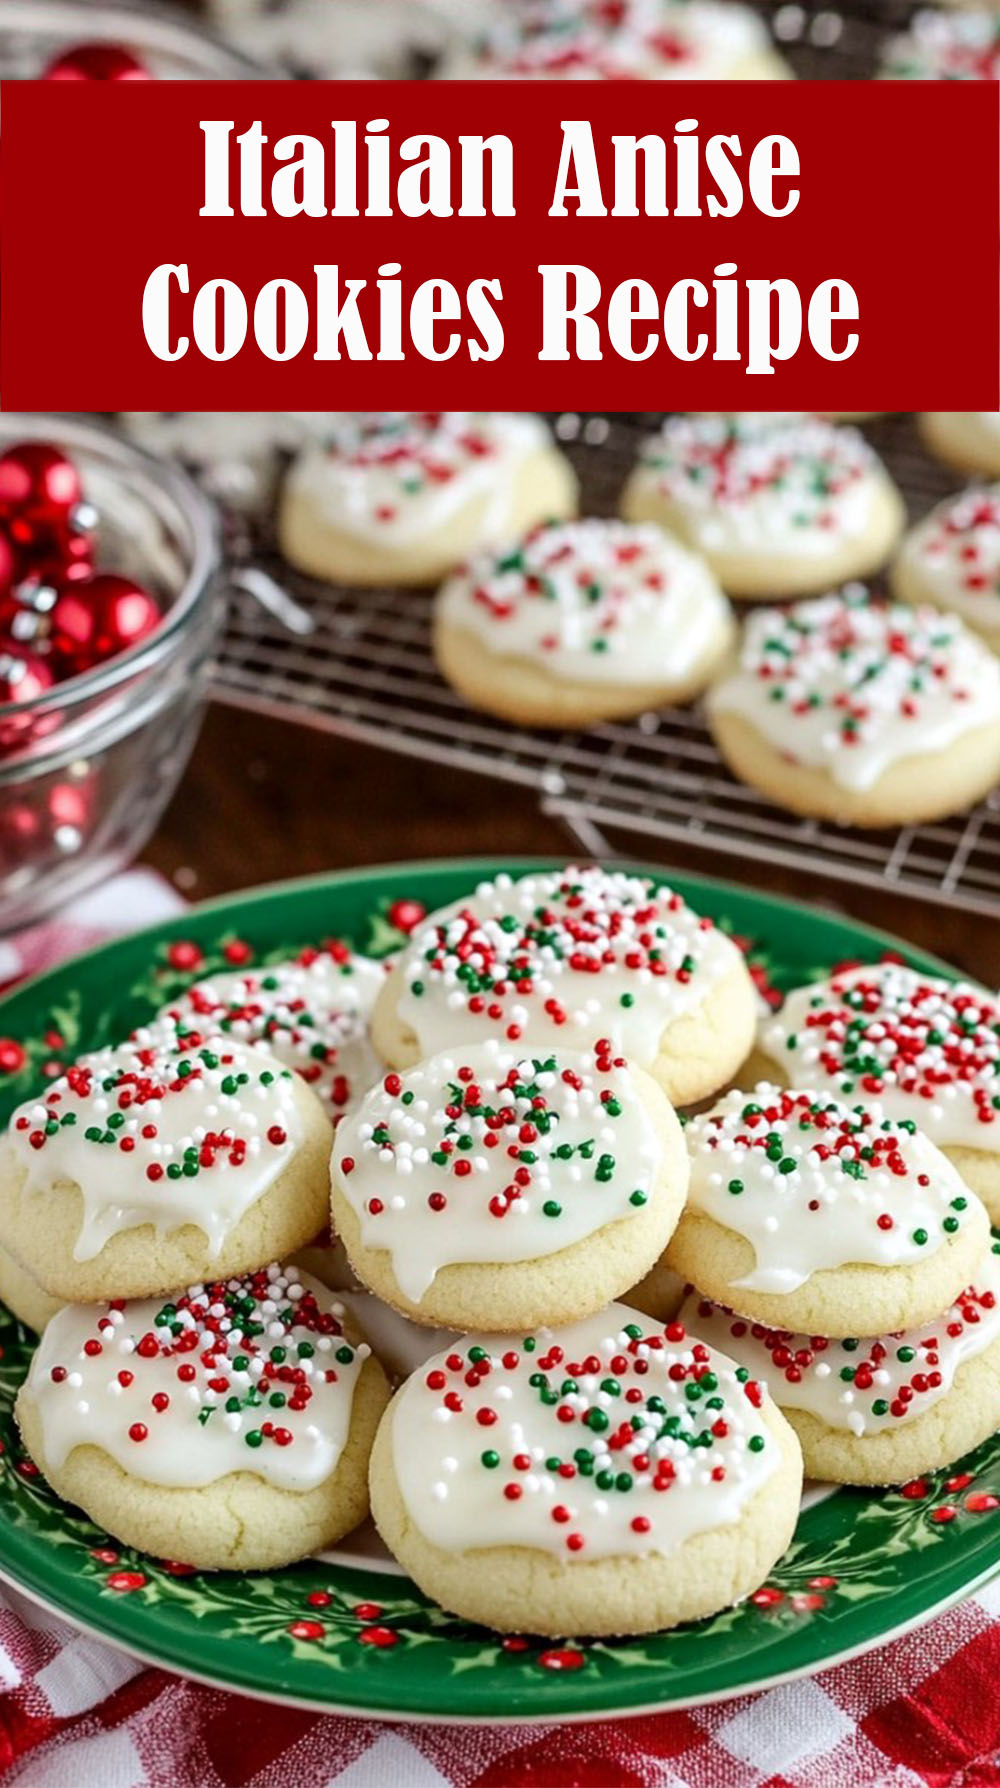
[433,518,735,727]
[891,487,1000,653]
[371,866,757,1107]
[681,1250,1000,1488]
[0,1031,333,1302]
[664,1086,990,1336]
[754,963,1000,1220]
[278,411,577,586]
[621,415,904,599]
[16,1266,390,1571]
[707,588,1000,827]
[368,1302,802,1637]
[331,1039,689,1330]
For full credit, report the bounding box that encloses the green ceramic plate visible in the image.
[0,857,998,1725]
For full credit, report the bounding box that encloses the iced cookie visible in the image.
[891,488,1000,653]
[621,415,904,599]
[0,1031,333,1302]
[209,0,452,76]
[368,1301,802,1636]
[278,412,578,587]
[920,414,1000,481]
[665,1086,990,1336]
[433,518,735,727]
[881,11,1000,83]
[0,1243,62,1332]
[755,963,1000,1221]
[16,1264,390,1571]
[439,0,792,79]
[680,1250,1000,1485]
[156,944,386,1124]
[707,587,1000,827]
[331,1040,689,1329]
[371,866,757,1106]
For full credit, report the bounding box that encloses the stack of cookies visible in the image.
[8,865,1000,1642]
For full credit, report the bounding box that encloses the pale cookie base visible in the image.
[620,473,906,600]
[331,1067,689,1331]
[782,1329,1000,1486]
[0,1078,334,1303]
[369,1393,802,1637]
[889,551,1000,657]
[665,1201,991,1339]
[278,449,579,587]
[626,1258,686,1323]
[707,706,1000,828]
[0,1241,62,1332]
[432,608,736,728]
[749,1048,1000,1223]
[371,959,758,1110]
[920,414,1000,480]
[16,1354,390,1573]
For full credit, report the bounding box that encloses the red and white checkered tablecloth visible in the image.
[2,873,1000,1788]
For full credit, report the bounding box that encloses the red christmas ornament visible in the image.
[49,573,160,673]
[0,646,55,751]
[0,532,16,600]
[42,42,151,81]
[0,443,83,549]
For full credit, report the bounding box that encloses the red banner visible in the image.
[1,78,997,410]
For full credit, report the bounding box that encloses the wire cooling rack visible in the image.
[210,411,1000,919]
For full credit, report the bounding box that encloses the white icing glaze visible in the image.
[156,948,385,1123]
[708,587,1000,792]
[632,414,889,557]
[437,518,730,686]
[333,1040,665,1300]
[880,12,1000,79]
[26,1265,368,1492]
[897,488,1000,640]
[284,412,555,546]
[760,964,1000,1157]
[679,1250,1000,1436]
[442,0,775,78]
[391,1301,777,1558]
[685,1084,982,1293]
[6,1033,305,1261]
[394,866,745,1065]
[209,0,451,76]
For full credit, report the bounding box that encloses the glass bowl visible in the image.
[0,0,269,78]
[0,415,225,934]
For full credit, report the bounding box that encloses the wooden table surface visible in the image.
[142,702,1000,985]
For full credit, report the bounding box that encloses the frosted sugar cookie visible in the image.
[706,587,1000,827]
[0,1243,62,1332]
[156,944,386,1124]
[331,1040,688,1329]
[680,1249,1000,1485]
[920,414,1000,481]
[371,865,758,1106]
[621,415,904,599]
[209,0,452,76]
[439,0,792,79]
[0,1031,333,1302]
[756,963,1000,1221]
[891,488,1000,653]
[881,11,1000,83]
[665,1086,991,1336]
[368,1301,802,1635]
[433,518,735,727]
[278,412,578,587]
[16,1264,390,1571]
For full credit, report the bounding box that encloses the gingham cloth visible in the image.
[2,877,1000,1788]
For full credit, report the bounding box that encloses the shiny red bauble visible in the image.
[0,443,83,542]
[0,532,16,601]
[0,647,55,750]
[49,574,161,672]
[42,42,152,81]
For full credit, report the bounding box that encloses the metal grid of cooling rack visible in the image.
[211,411,1000,920]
